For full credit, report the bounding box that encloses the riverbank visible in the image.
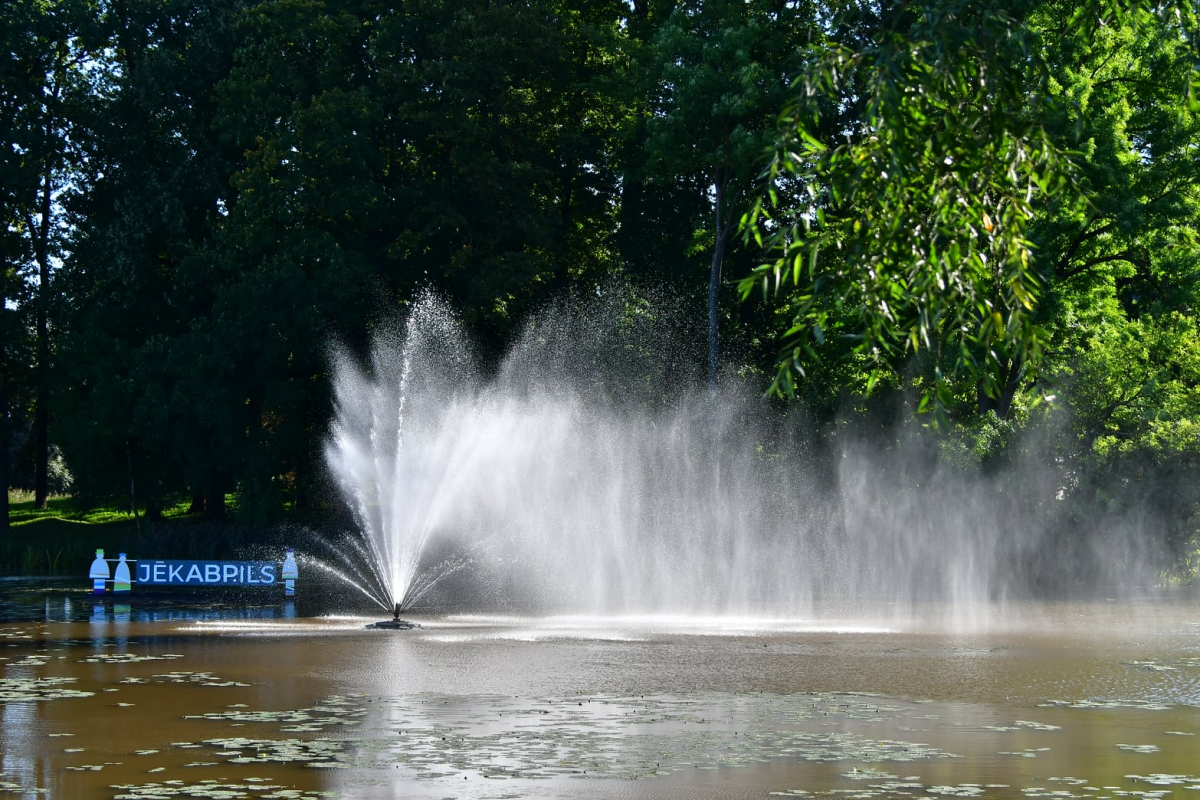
[1,491,282,574]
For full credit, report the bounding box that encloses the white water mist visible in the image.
[323,290,1164,623]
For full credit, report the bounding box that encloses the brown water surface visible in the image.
[1,584,1197,799]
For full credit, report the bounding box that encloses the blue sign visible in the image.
[136,560,279,586]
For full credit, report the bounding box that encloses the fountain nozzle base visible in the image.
[368,603,421,629]
[368,618,421,630]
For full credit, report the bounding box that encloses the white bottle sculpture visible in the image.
[89,549,110,595]
[282,547,298,597]
[114,553,132,594]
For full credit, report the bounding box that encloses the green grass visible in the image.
[7,489,193,526]
[2,491,258,575]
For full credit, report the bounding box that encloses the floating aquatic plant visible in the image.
[1126,774,1200,787]
[179,692,960,782]
[81,653,185,664]
[188,695,366,732]
[999,748,1051,758]
[148,671,250,687]
[110,781,335,799]
[0,675,92,702]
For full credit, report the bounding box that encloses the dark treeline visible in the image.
[2,0,1199,573]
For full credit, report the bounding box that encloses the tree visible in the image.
[0,15,28,529]
[0,233,24,531]
[1052,313,1200,559]
[1027,1,1200,558]
[60,0,632,521]
[644,0,814,385]
[1032,0,1200,382]
[358,0,627,332]
[743,0,1074,422]
[744,0,1200,427]
[56,0,243,517]
[1,0,112,507]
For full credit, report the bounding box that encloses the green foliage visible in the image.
[1061,313,1200,466]
[1020,2,1200,558]
[645,0,810,193]
[1,0,118,514]
[53,0,635,522]
[54,0,245,518]
[1,489,297,576]
[1,491,195,573]
[1,0,1198,578]
[742,0,1076,422]
[730,0,1200,568]
[216,0,627,331]
[643,0,815,380]
[1033,0,1200,343]
[940,411,1023,468]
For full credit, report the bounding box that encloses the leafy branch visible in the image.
[741,0,1079,424]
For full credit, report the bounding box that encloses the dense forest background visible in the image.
[2,0,1199,576]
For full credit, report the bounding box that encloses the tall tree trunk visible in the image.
[708,173,729,388]
[30,174,52,509]
[127,449,140,529]
[34,391,48,506]
[145,492,163,523]
[554,167,575,287]
[996,355,1023,419]
[978,355,1023,418]
[205,484,226,520]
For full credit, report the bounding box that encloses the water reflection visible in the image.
[0,578,306,626]
[0,577,1197,799]
[1,699,43,795]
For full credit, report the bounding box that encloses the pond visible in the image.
[1,580,1198,799]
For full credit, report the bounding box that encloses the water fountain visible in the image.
[7,292,1192,800]
[321,289,1166,628]
[321,298,477,626]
